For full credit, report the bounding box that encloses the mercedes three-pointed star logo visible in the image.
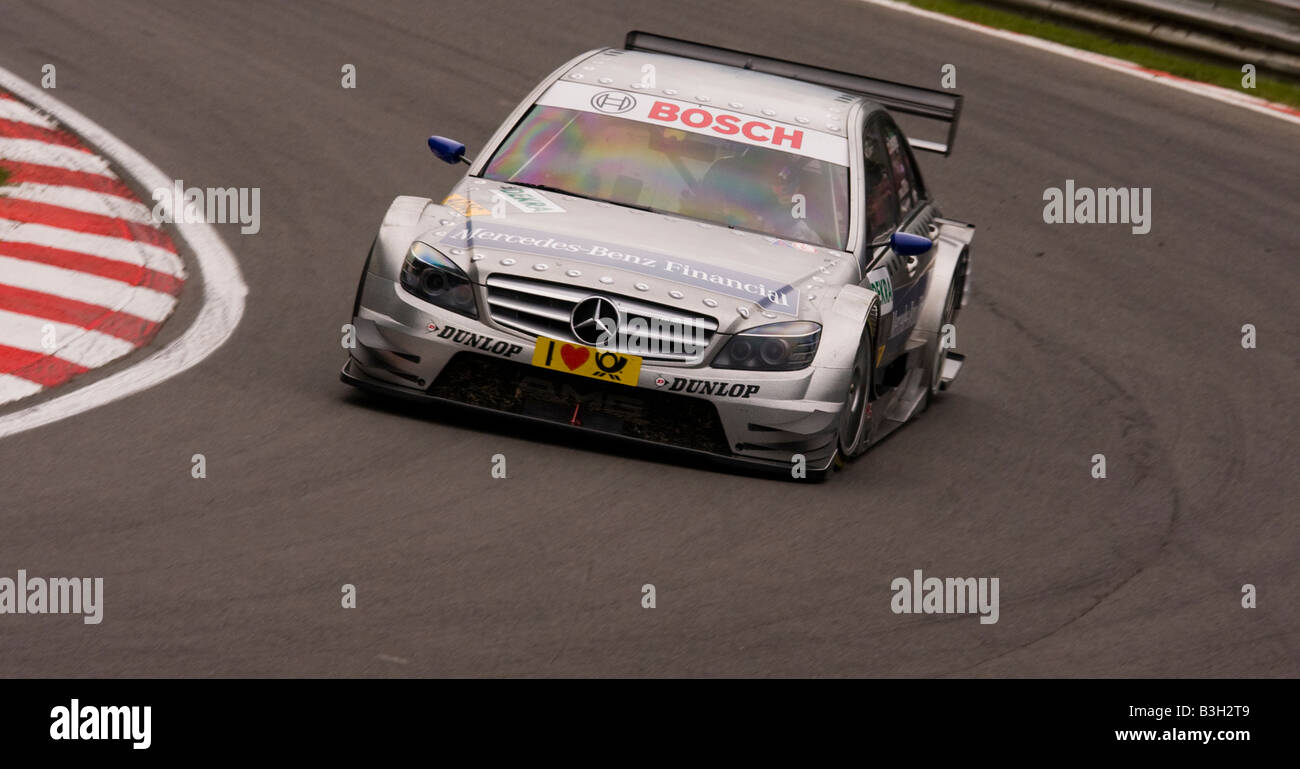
[570,296,620,346]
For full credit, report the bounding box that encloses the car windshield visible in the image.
[481,104,851,250]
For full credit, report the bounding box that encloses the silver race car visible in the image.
[342,32,973,477]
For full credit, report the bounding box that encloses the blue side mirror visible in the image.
[428,135,467,165]
[891,231,933,256]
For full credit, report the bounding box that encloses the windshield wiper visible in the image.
[501,181,666,216]
[502,181,604,205]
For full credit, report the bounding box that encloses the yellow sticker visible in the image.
[531,337,642,386]
[442,194,492,217]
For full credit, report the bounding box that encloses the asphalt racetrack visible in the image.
[0,0,1295,675]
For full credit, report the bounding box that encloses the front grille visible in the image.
[485,275,718,364]
[429,353,732,455]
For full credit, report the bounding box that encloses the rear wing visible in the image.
[624,31,963,156]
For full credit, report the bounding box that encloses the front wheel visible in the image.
[836,330,875,462]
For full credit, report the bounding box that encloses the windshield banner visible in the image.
[537,80,850,166]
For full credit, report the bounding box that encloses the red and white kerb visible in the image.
[0,91,185,406]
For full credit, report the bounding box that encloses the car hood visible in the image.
[420,179,859,331]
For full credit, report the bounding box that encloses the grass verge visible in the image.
[896,0,1300,108]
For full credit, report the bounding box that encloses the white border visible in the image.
[0,66,248,439]
[858,0,1300,128]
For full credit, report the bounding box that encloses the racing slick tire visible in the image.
[923,274,958,408]
[835,328,876,463]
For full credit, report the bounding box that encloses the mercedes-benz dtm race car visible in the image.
[341,32,974,477]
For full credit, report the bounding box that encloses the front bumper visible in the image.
[345,273,851,471]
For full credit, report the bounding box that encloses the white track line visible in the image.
[0,255,178,322]
[0,137,112,174]
[0,309,136,368]
[0,99,55,128]
[0,374,42,402]
[0,218,185,277]
[0,66,247,439]
[0,183,155,223]
[857,0,1300,128]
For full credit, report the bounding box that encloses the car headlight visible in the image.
[712,321,821,371]
[398,241,478,318]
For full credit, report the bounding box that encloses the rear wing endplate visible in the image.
[624,31,963,156]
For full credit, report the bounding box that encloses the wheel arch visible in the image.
[911,226,972,343]
[820,283,882,370]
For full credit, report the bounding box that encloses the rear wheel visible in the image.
[924,278,958,406]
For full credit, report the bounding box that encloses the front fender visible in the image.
[816,283,880,369]
[369,195,467,282]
